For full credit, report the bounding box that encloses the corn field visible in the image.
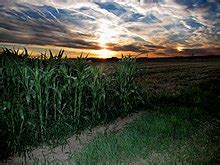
[0,48,144,159]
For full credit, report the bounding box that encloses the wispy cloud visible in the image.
[0,0,219,57]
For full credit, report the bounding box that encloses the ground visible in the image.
[73,106,219,164]
[2,58,220,164]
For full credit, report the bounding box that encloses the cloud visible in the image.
[0,0,219,57]
[180,47,220,56]
[107,43,146,52]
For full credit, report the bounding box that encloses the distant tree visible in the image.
[107,57,119,62]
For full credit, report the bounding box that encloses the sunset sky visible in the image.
[0,0,220,58]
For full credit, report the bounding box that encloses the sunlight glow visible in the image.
[177,46,184,52]
[96,49,115,58]
[95,19,117,58]
[97,19,117,47]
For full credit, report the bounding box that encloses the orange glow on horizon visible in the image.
[95,49,115,58]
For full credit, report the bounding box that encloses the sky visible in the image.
[0,0,220,58]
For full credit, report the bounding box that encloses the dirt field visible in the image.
[136,59,220,93]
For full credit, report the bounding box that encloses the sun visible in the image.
[177,46,184,52]
[96,49,114,58]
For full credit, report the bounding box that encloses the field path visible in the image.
[3,112,142,164]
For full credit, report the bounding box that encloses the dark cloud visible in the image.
[0,3,100,50]
[107,43,144,52]
[181,47,220,56]
[175,0,219,9]
[107,43,164,53]
[143,44,165,49]
[161,47,220,57]
[96,2,127,16]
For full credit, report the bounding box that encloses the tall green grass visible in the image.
[0,48,143,160]
[114,55,144,114]
[73,106,219,164]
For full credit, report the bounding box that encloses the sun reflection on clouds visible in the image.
[97,19,117,46]
[96,19,121,58]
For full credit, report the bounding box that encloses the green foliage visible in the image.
[73,106,219,164]
[0,48,144,160]
[114,56,144,114]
